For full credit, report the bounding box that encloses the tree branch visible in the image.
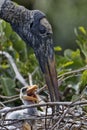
[0,100,87,116]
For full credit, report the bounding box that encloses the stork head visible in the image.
[26,10,59,102]
[29,11,53,72]
[15,10,59,102]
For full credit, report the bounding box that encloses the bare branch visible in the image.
[3,97,19,104]
[28,73,33,86]
[58,65,87,79]
[0,100,87,116]
[0,95,19,99]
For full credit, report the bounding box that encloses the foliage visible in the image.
[0,20,43,106]
[0,19,87,106]
[55,26,87,101]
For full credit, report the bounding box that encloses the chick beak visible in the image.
[23,85,38,102]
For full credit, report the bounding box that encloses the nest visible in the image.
[0,99,87,130]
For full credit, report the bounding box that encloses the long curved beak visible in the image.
[36,39,60,102]
[44,44,60,102]
[34,17,60,103]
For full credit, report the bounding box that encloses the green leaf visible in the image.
[79,26,86,35]
[81,70,87,87]
[4,23,12,38]
[1,77,16,96]
[0,64,9,69]
[54,46,62,51]
[62,61,73,68]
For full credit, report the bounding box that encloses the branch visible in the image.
[3,97,19,104]
[0,94,19,104]
[0,100,87,116]
[57,66,87,87]
[58,65,87,79]
[0,94,19,99]
[0,102,5,107]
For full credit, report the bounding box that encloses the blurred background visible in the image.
[13,0,87,50]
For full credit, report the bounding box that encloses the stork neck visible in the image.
[0,0,30,25]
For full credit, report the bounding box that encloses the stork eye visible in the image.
[30,22,33,28]
[39,24,46,34]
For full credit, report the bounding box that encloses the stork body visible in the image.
[0,0,60,102]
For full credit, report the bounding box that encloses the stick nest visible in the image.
[1,99,87,130]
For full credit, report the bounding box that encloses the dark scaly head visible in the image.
[28,10,59,102]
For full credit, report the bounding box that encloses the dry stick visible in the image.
[2,114,54,123]
[1,100,86,129]
[37,66,87,94]
[50,101,77,130]
[58,65,87,79]
[0,51,28,86]
[45,104,49,130]
[0,94,19,105]
[36,84,47,94]
[28,73,33,86]
[31,67,39,76]
[51,107,70,130]
[63,74,80,82]
[0,100,87,117]
[50,97,83,130]
[3,97,19,104]
[1,101,87,129]
[0,102,5,107]
[0,95,19,99]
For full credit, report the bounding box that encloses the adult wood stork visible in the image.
[0,0,60,102]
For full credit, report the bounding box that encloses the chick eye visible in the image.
[22,88,27,93]
[39,24,46,34]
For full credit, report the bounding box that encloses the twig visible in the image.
[51,107,70,130]
[0,102,5,107]
[3,97,19,104]
[37,66,87,93]
[63,74,81,81]
[28,73,33,86]
[36,84,47,94]
[0,95,19,99]
[58,65,87,79]
[0,100,87,117]
[31,67,39,76]
[50,100,80,130]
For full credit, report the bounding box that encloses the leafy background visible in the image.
[13,0,87,50]
[0,19,87,106]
